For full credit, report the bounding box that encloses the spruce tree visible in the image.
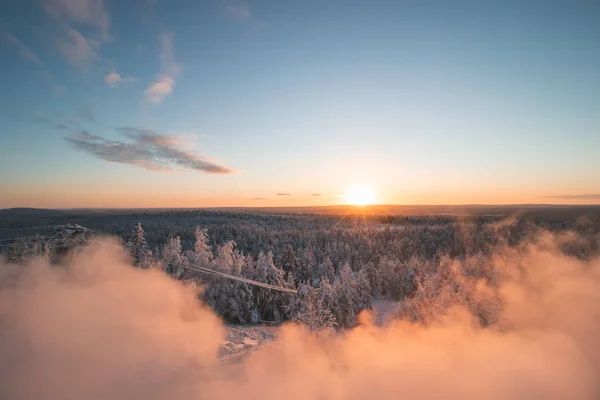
[126,223,151,268]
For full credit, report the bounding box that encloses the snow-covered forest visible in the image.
[3,206,600,399]
[1,206,599,330]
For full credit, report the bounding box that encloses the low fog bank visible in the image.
[1,233,600,400]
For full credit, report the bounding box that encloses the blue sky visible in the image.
[0,0,599,208]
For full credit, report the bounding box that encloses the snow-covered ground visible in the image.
[219,325,279,363]
[218,300,400,363]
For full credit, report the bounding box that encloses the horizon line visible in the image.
[3,203,600,212]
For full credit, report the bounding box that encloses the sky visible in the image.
[0,0,599,208]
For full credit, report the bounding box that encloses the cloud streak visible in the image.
[542,194,600,200]
[31,111,79,131]
[44,0,110,68]
[104,71,137,87]
[45,0,110,41]
[145,32,179,104]
[54,27,99,68]
[64,127,233,174]
[2,34,42,64]
[276,193,291,196]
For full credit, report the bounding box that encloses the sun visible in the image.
[344,186,377,206]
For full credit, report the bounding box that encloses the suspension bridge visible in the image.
[0,224,297,294]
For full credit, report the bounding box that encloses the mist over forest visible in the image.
[1,206,600,398]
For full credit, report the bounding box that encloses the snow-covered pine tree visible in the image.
[193,227,213,266]
[289,280,311,318]
[254,251,286,322]
[232,247,260,322]
[283,270,297,318]
[162,236,184,278]
[212,241,235,272]
[319,276,339,322]
[298,245,316,273]
[293,247,313,285]
[204,271,258,324]
[314,255,335,285]
[223,245,260,323]
[126,223,151,268]
[362,261,380,297]
[377,256,403,300]
[280,245,298,276]
[292,284,337,332]
[355,268,372,313]
[334,263,358,328]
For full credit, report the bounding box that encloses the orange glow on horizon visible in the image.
[1,183,599,209]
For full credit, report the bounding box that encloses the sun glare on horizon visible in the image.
[344,186,378,206]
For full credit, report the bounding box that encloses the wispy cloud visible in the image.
[252,197,266,200]
[45,0,110,41]
[2,34,42,64]
[64,127,234,174]
[31,111,78,130]
[145,31,179,103]
[104,71,137,87]
[145,76,174,102]
[541,194,600,200]
[276,193,291,196]
[221,0,251,21]
[104,72,121,86]
[54,28,99,68]
[44,0,110,68]
[311,193,322,197]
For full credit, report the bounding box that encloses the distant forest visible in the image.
[1,206,599,329]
